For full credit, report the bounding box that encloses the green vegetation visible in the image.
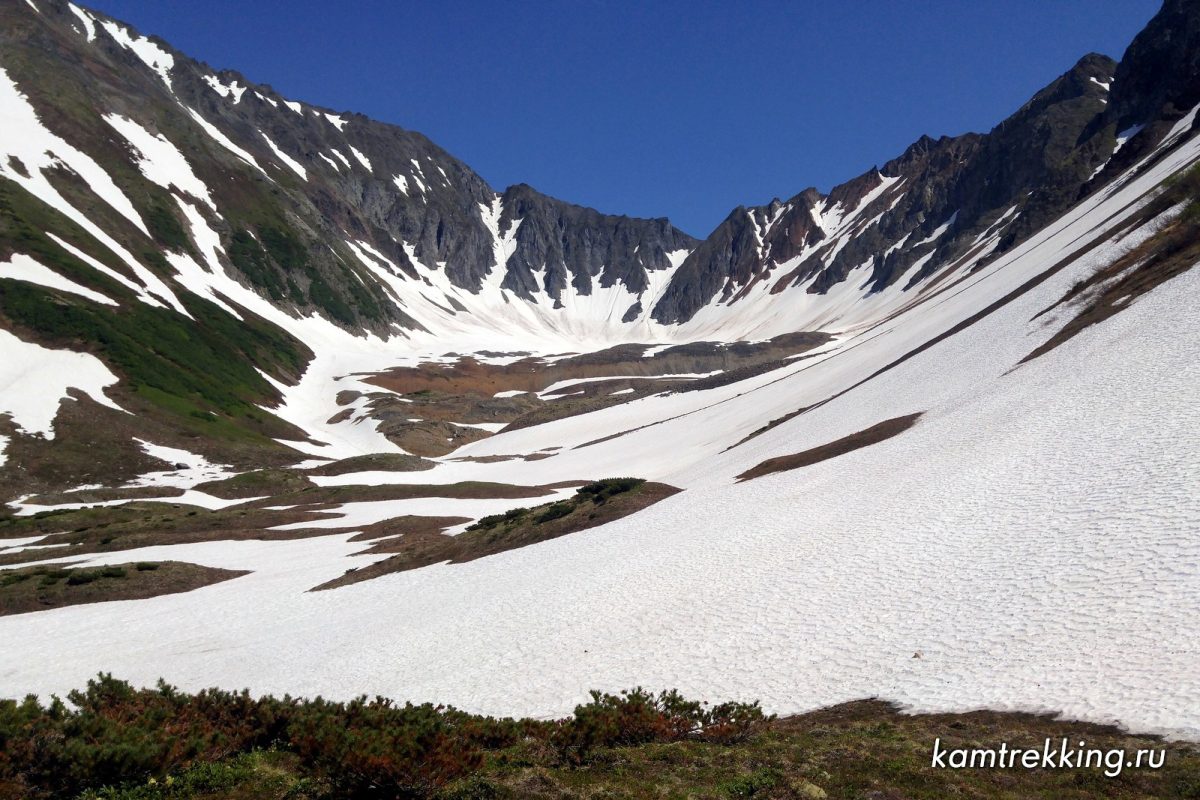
[194,469,315,500]
[0,677,1194,800]
[317,479,679,590]
[0,280,308,442]
[142,203,190,254]
[0,178,132,300]
[226,224,383,326]
[468,478,645,532]
[0,562,244,616]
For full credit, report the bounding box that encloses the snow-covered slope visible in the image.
[1,119,1197,739]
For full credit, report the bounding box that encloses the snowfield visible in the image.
[0,115,1197,743]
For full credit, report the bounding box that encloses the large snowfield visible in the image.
[0,4,1197,745]
[0,110,1197,743]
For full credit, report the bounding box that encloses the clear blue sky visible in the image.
[90,0,1161,237]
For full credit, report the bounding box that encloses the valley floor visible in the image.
[1,94,1198,756]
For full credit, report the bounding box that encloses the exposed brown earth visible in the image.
[0,498,362,568]
[737,413,923,481]
[21,485,186,506]
[358,334,830,448]
[305,453,436,475]
[195,469,316,499]
[727,405,813,450]
[345,516,473,554]
[0,560,247,616]
[1024,200,1200,363]
[0,480,583,569]
[314,480,679,590]
[447,452,554,463]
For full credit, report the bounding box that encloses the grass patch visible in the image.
[316,478,679,590]
[0,562,246,616]
[194,469,315,500]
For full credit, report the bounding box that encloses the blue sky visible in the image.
[91,1,1160,237]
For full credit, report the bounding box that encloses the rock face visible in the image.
[496,184,694,304]
[1105,0,1200,133]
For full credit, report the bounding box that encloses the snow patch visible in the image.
[0,327,124,439]
[202,75,247,103]
[260,132,307,180]
[103,113,216,210]
[98,20,174,90]
[317,152,341,172]
[1,253,117,305]
[67,3,95,40]
[128,439,238,489]
[184,107,266,175]
[349,146,372,172]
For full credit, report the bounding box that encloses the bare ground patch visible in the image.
[314,479,680,590]
[1023,194,1200,363]
[736,413,923,482]
[0,560,247,616]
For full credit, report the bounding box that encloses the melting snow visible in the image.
[97,20,174,90]
[202,75,247,103]
[317,152,341,172]
[128,439,238,488]
[349,146,372,172]
[184,107,266,175]
[67,3,95,40]
[1,253,117,305]
[0,328,124,439]
[260,132,307,180]
[103,113,216,209]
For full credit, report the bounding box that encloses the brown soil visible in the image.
[0,480,582,568]
[21,486,186,506]
[0,386,307,507]
[305,453,436,475]
[345,516,473,554]
[314,481,680,590]
[447,452,554,463]
[737,413,923,481]
[0,561,247,616]
[1023,210,1200,362]
[195,469,316,499]
[727,405,813,450]
[360,334,830,447]
[0,501,347,567]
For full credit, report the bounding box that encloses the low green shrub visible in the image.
[721,767,782,798]
[287,696,481,798]
[0,675,768,799]
[66,571,99,586]
[576,477,644,504]
[552,688,770,764]
[533,501,573,524]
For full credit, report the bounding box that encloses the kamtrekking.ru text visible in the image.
[930,737,1165,778]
